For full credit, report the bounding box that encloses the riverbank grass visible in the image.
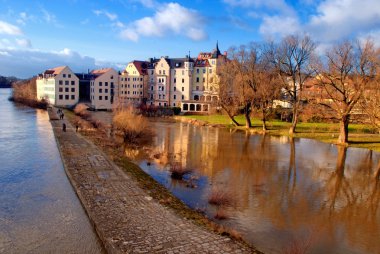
[180,115,380,151]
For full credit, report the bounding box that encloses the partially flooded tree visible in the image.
[270,35,316,135]
[315,40,377,144]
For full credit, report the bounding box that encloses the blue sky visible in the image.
[1,0,380,78]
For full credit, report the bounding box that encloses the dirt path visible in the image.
[48,107,255,254]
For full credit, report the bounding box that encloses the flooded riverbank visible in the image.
[127,120,380,254]
[0,89,103,253]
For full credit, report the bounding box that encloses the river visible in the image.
[124,119,380,254]
[0,89,103,253]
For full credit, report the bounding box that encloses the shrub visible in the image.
[169,163,192,179]
[172,107,181,115]
[113,107,154,145]
[208,187,235,207]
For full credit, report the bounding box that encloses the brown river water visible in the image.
[122,119,380,254]
[0,89,103,254]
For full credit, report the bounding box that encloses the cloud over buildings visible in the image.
[120,3,207,41]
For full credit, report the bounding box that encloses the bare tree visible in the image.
[270,35,316,135]
[360,47,380,131]
[217,60,241,126]
[315,40,377,144]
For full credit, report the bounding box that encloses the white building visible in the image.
[36,66,79,106]
[90,68,118,110]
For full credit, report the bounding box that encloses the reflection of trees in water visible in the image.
[152,122,380,253]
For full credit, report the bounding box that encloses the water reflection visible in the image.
[134,121,380,254]
[0,89,103,253]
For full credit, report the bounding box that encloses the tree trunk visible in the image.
[338,115,349,144]
[289,105,298,135]
[244,102,252,128]
[262,111,267,131]
[221,105,240,126]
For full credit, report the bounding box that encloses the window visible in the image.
[173,103,176,106]
[174,78,176,83]
[99,89,102,93]
[65,87,69,92]
[68,74,71,78]
[182,87,184,91]
[140,91,142,95]
[181,95,184,100]
[140,85,143,88]
[65,80,69,85]
[99,96,102,100]
[182,79,184,83]
[203,69,206,74]
[59,80,63,85]
[140,78,143,81]
[110,75,113,79]
[105,96,108,100]
[59,87,63,92]
[63,74,66,78]
[163,70,165,75]
[196,68,199,74]
[71,81,75,85]
[196,77,199,83]
[71,95,75,100]
[151,86,153,91]
[128,78,130,81]
[196,86,199,91]
[174,94,176,100]
[105,82,108,86]
[159,70,162,75]
[99,82,102,86]
[182,70,184,75]
[65,95,69,100]
[59,95,63,100]
[203,77,205,82]
[71,88,75,93]
[151,70,154,75]
[105,89,108,93]
[209,69,212,73]
[174,87,176,91]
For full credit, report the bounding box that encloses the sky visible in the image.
[0,0,380,78]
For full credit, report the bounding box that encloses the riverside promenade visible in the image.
[48,108,255,254]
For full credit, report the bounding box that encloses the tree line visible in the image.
[216,35,380,144]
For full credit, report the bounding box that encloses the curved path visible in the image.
[49,108,255,254]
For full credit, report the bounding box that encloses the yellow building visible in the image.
[119,61,149,107]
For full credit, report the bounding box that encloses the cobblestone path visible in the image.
[49,108,255,254]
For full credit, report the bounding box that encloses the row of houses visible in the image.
[36,43,227,113]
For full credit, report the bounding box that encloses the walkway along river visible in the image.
[0,89,103,253]
[121,119,380,254]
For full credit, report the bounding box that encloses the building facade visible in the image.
[119,61,149,107]
[90,68,118,110]
[36,66,79,106]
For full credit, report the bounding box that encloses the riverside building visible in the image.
[36,66,79,107]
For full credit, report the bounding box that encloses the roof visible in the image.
[165,58,194,69]
[90,68,115,79]
[131,60,149,75]
[43,66,67,75]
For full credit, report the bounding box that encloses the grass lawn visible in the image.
[181,114,380,152]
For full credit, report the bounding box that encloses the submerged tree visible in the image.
[315,40,377,144]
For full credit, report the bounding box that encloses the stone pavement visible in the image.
[48,108,255,254]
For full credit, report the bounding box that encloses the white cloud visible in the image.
[307,0,380,42]
[120,3,207,41]
[93,10,118,21]
[0,21,22,35]
[15,38,32,48]
[259,15,301,39]
[0,48,99,78]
